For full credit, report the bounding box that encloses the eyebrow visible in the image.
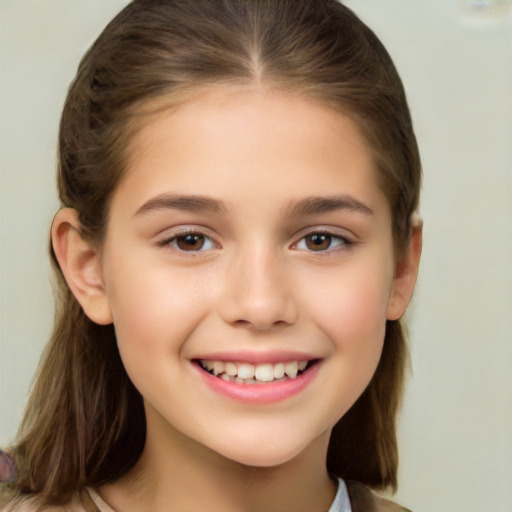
[134,193,374,218]
[286,195,375,218]
[134,193,228,216]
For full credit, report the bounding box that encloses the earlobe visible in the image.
[386,219,423,321]
[51,208,113,325]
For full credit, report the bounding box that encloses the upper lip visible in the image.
[191,350,320,365]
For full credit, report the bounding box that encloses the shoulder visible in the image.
[1,489,99,512]
[346,481,413,512]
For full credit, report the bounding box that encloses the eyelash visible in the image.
[156,229,219,254]
[293,231,353,253]
[156,229,353,254]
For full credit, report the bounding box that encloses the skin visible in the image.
[53,86,421,512]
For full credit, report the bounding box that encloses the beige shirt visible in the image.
[7,479,352,511]
[9,479,411,511]
[88,482,351,512]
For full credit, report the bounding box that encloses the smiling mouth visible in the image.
[196,359,317,384]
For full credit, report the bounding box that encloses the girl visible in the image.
[1,1,422,510]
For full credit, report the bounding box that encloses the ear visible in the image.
[51,208,113,325]
[386,219,423,321]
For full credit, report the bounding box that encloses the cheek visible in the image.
[311,275,390,422]
[104,267,210,406]
[313,263,392,318]
[104,258,211,361]
[305,260,393,364]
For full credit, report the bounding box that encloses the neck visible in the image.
[99,408,337,512]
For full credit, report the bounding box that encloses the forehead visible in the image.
[112,86,389,219]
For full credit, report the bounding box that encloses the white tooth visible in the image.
[255,364,275,382]
[212,361,225,375]
[237,363,255,379]
[284,361,298,379]
[298,360,308,371]
[221,373,234,382]
[273,362,285,379]
[225,362,238,376]
[202,360,214,371]
[235,377,245,384]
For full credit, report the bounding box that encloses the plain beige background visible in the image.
[1,1,511,510]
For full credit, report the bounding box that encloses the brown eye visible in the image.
[295,232,349,253]
[304,233,332,251]
[159,231,217,253]
[176,233,206,251]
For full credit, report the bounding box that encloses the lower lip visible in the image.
[194,362,321,404]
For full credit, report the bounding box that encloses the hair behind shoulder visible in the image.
[7,0,420,504]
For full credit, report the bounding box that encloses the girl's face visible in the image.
[94,87,410,467]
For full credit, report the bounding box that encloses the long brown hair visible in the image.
[3,0,421,506]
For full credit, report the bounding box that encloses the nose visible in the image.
[219,247,298,331]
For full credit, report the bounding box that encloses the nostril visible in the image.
[232,318,290,330]
[233,319,251,326]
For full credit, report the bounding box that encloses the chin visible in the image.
[223,450,303,469]
[210,430,322,469]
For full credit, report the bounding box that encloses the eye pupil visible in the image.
[177,234,205,251]
[306,233,331,251]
